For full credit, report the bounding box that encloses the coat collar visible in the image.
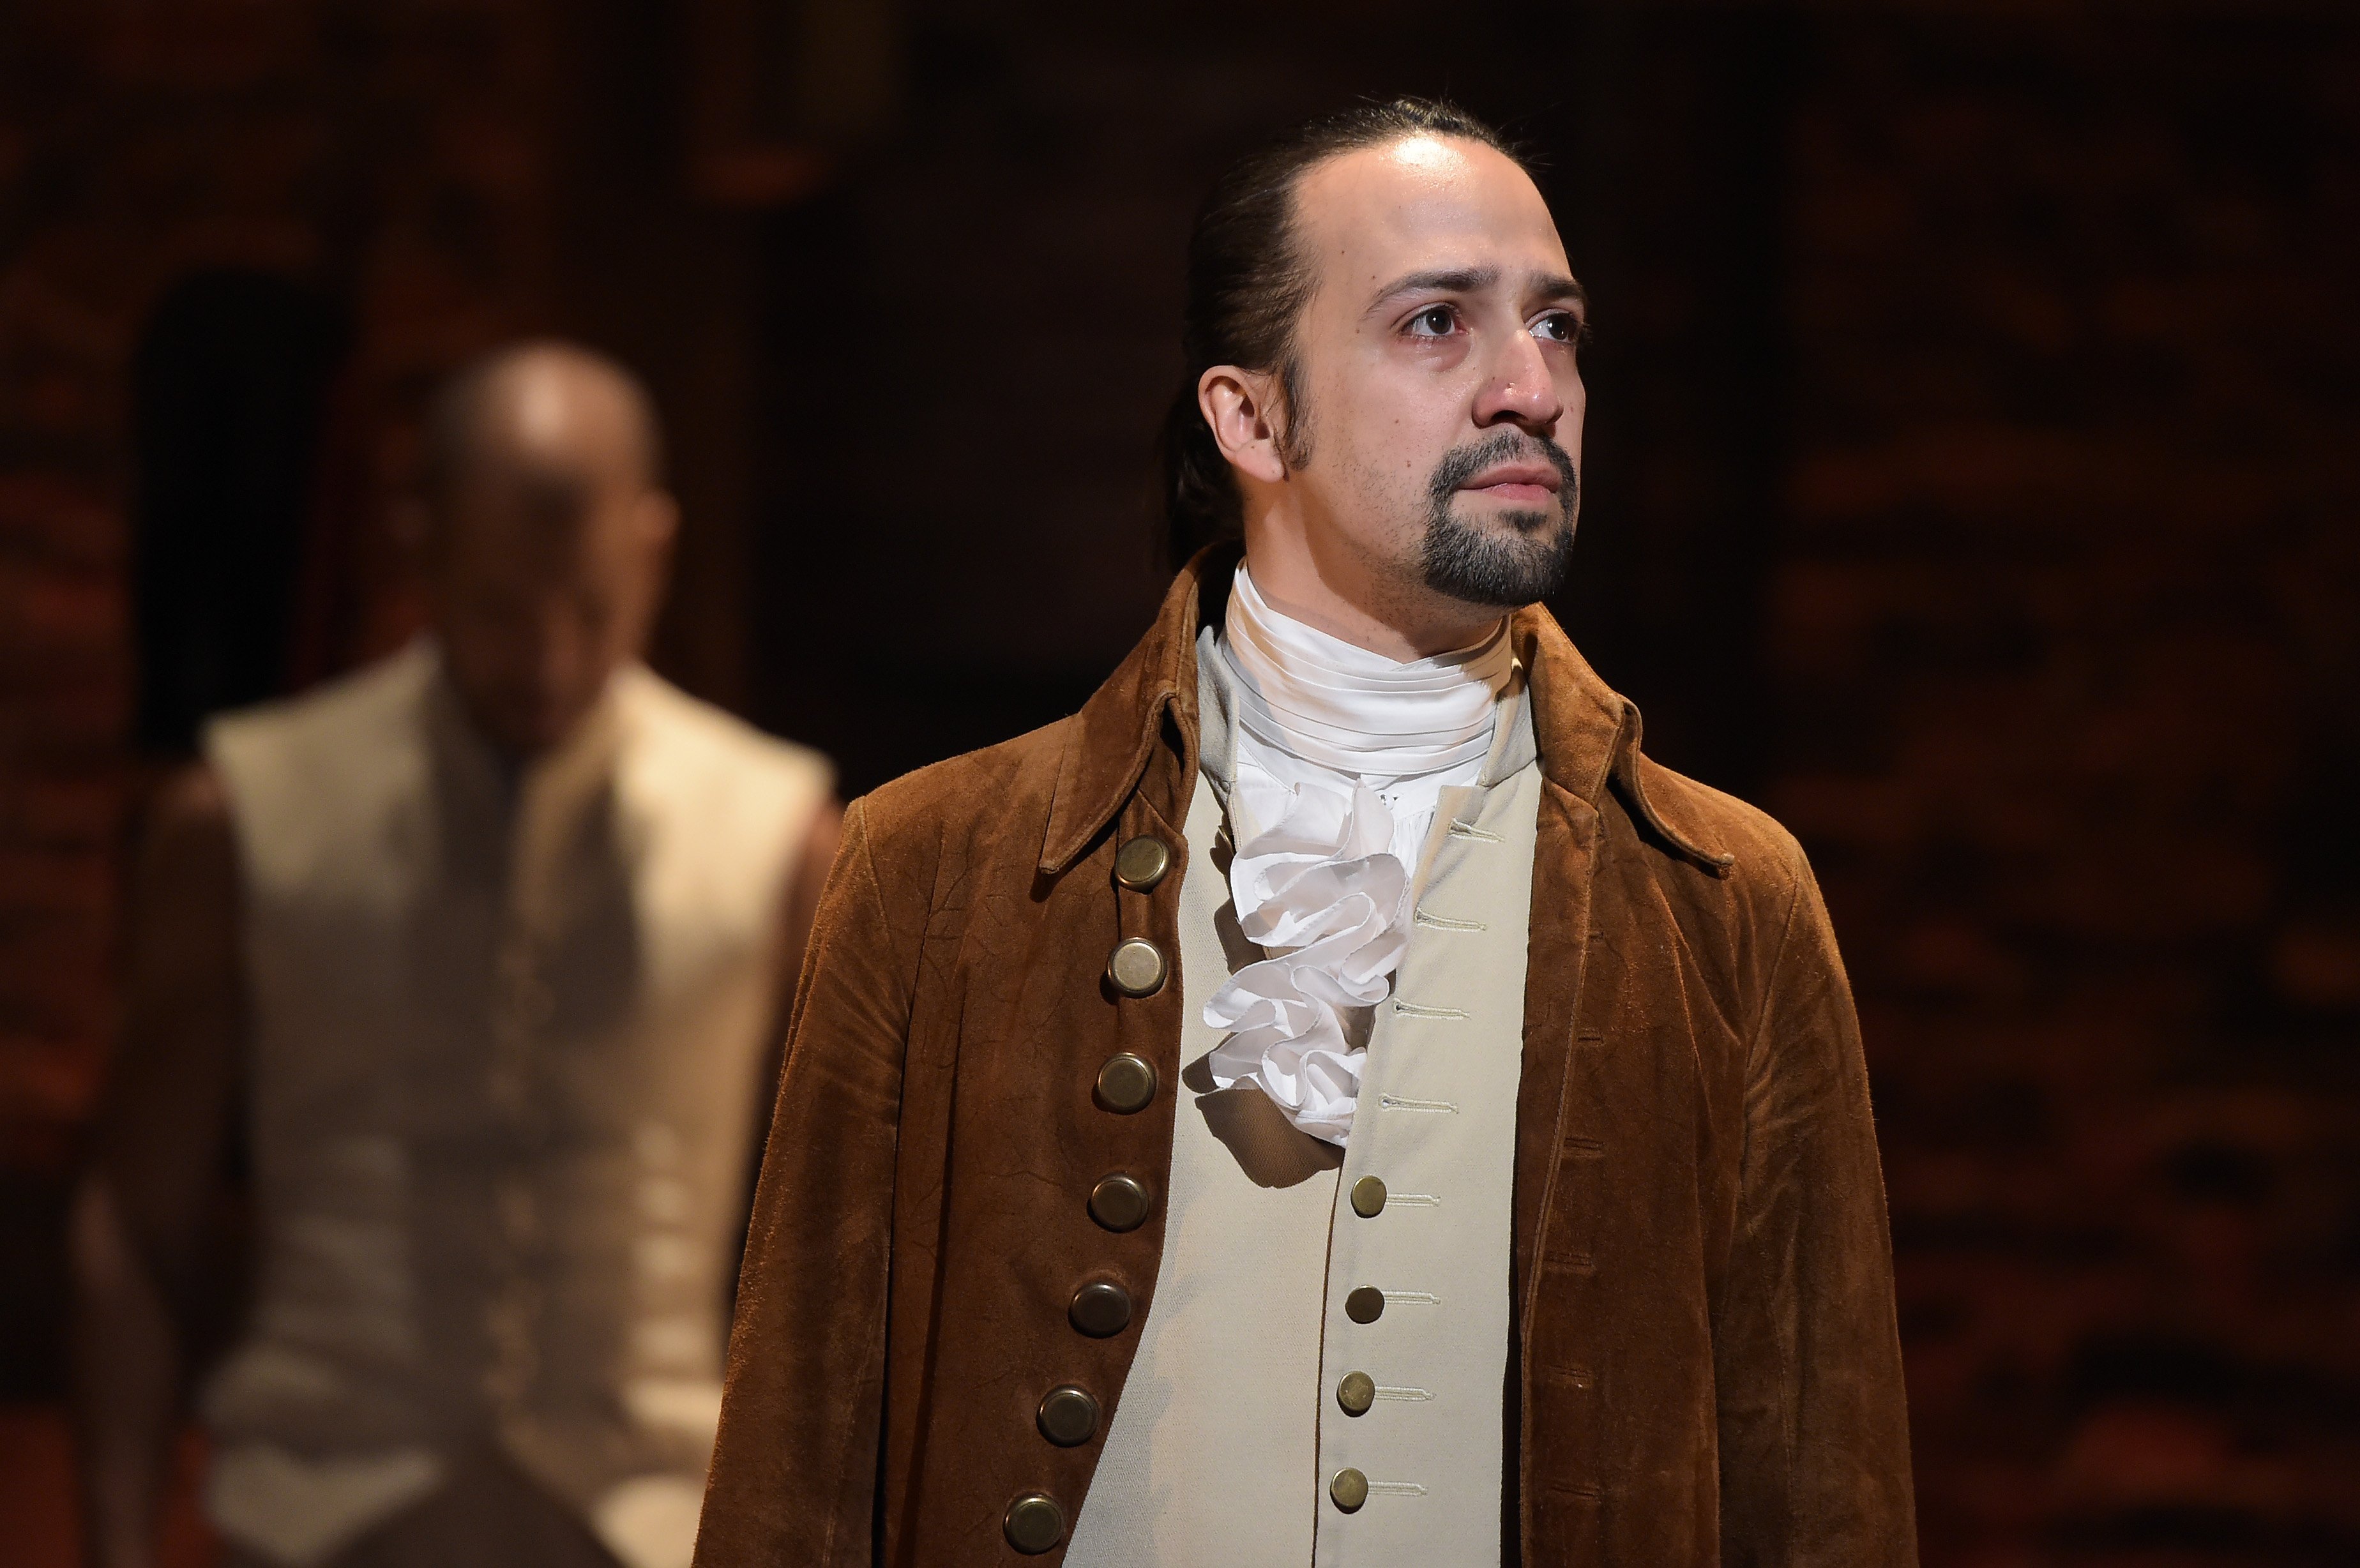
[1038,545,1730,876]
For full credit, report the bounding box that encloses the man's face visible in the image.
[425,471,669,756]
[1279,137,1585,613]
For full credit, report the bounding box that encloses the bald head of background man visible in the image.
[408,342,678,754]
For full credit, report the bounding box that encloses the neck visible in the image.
[1239,521,1505,660]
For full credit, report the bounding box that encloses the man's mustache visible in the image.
[1426,430,1580,512]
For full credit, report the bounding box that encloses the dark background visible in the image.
[3,1,2357,1563]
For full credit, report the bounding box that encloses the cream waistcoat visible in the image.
[199,643,832,1568]
[1066,631,1541,1565]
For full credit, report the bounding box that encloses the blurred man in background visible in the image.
[69,342,840,1568]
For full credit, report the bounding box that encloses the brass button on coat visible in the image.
[1003,1492,1066,1554]
[1105,937,1168,997]
[1330,1468,1369,1512]
[1345,1286,1386,1324]
[1069,1279,1133,1338]
[1336,1371,1376,1415]
[1113,836,1172,892]
[1350,1175,1388,1217]
[1094,1053,1158,1114]
[1088,1173,1151,1233]
[1037,1385,1100,1447]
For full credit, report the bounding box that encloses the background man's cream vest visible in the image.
[200,642,832,1568]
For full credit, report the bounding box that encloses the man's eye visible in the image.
[1532,312,1580,344]
[1407,305,1458,338]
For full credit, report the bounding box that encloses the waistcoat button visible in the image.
[1345,1286,1386,1324]
[1330,1468,1369,1512]
[1113,836,1172,891]
[1088,1173,1152,1232]
[1094,1052,1158,1113]
[1336,1371,1376,1415]
[1070,1279,1133,1338]
[1105,937,1168,997]
[1350,1175,1388,1217]
[1004,1492,1066,1553]
[1036,1384,1100,1446]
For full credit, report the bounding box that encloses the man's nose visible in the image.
[1474,329,1563,432]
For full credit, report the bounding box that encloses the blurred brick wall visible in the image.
[1776,12,2360,1564]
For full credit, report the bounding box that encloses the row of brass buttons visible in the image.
[1008,1380,1102,1551]
[1329,1163,1393,1507]
[1005,838,1172,1554]
[1108,833,1172,998]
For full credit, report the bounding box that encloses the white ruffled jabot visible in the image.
[1204,778,1407,1143]
[1202,566,1513,1145]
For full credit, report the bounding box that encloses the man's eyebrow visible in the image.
[1364,266,1499,312]
[1363,266,1589,314]
[1533,274,1588,313]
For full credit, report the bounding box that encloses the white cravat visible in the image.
[1204,565,1513,1143]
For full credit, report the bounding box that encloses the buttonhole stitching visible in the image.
[1390,999,1470,1020]
[1377,1094,1458,1114]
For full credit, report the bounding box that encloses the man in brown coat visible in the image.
[697,100,1916,1566]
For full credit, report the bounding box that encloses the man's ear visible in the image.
[1198,365,1292,485]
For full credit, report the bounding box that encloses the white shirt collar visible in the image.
[1218,562,1513,785]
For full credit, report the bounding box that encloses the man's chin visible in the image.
[1421,510,1575,608]
[479,701,586,757]
[1458,493,1566,534]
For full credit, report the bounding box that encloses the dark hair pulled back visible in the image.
[1158,96,1525,569]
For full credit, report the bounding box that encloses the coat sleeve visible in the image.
[1712,843,1919,1565]
[695,798,917,1566]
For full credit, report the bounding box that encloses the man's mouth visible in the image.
[1459,461,1562,507]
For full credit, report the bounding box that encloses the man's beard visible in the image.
[1419,430,1579,608]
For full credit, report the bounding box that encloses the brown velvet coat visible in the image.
[695,552,1917,1567]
